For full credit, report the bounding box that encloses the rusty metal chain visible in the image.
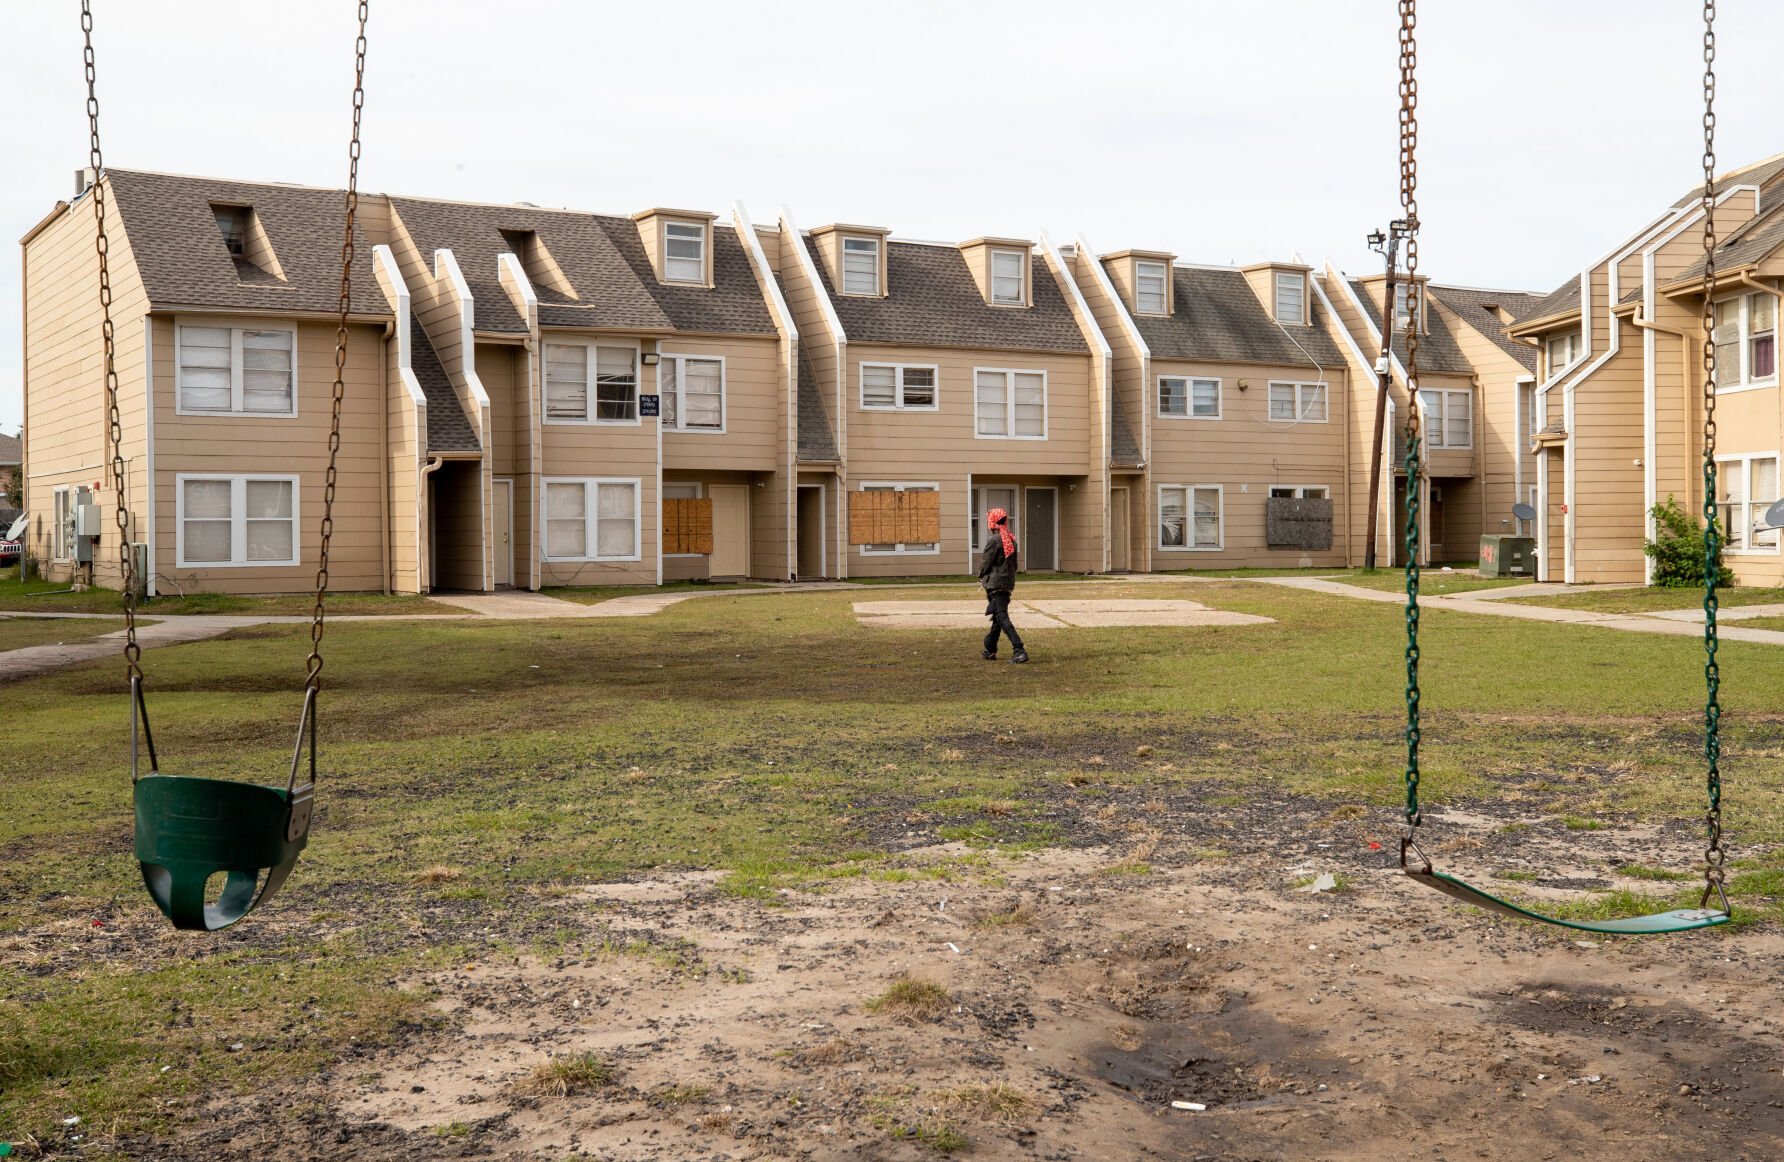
[1398,0,1425,851]
[1697,0,1728,909]
[304,0,369,698]
[81,0,141,682]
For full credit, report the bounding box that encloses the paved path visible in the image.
[853,597,1274,630]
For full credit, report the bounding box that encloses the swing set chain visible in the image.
[80,2,141,684]
[1697,0,1728,907]
[305,0,369,694]
[1398,0,1424,846]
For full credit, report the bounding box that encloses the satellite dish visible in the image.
[1760,497,1784,531]
[4,514,27,541]
[1511,503,1537,522]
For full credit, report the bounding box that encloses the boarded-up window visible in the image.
[662,497,714,555]
[851,487,941,552]
[1266,496,1334,550]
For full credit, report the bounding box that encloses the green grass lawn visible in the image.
[0,615,133,651]
[542,579,772,604]
[6,579,1784,1143]
[0,574,461,617]
[1507,585,1784,614]
[1326,570,1535,596]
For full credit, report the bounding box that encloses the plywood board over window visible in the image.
[849,489,941,546]
[662,497,715,555]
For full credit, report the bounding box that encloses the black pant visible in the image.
[983,589,1025,655]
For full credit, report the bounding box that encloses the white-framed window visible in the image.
[1713,292,1778,390]
[663,221,706,283]
[1716,453,1780,553]
[659,353,725,431]
[1545,331,1580,381]
[1135,260,1168,315]
[858,482,939,555]
[662,481,703,558]
[1520,382,1539,440]
[542,478,640,561]
[1268,485,1329,499]
[52,486,71,561]
[1267,381,1328,423]
[842,236,881,296]
[544,342,638,423]
[990,249,1026,306]
[176,474,299,567]
[1158,376,1220,419]
[1274,271,1305,324]
[1158,484,1222,550]
[1393,283,1424,333]
[974,368,1046,438]
[860,363,938,411]
[176,323,296,416]
[1417,388,1473,448]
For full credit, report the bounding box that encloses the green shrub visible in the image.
[1644,495,1733,588]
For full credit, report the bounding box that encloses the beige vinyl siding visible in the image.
[1076,249,1152,572]
[1569,315,1647,583]
[386,332,424,593]
[150,316,389,593]
[1543,447,1566,582]
[776,227,844,470]
[1318,268,1395,566]
[1428,298,1537,551]
[477,342,532,587]
[662,336,779,472]
[1700,386,1783,585]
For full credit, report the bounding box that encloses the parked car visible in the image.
[0,538,19,566]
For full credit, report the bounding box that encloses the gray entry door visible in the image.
[1025,487,1057,572]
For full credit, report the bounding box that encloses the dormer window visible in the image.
[991,249,1026,305]
[1135,261,1168,315]
[1393,282,1424,333]
[1274,271,1305,324]
[664,222,706,283]
[214,206,249,256]
[842,236,881,296]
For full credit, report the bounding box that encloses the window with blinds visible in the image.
[177,324,295,415]
[974,369,1046,438]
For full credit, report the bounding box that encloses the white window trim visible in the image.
[1274,271,1307,325]
[1545,331,1582,385]
[174,473,301,569]
[1156,483,1224,552]
[1157,375,1222,420]
[1265,381,1329,425]
[1392,282,1426,335]
[661,481,704,559]
[1417,387,1475,450]
[1712,291,1779,395]
[859,362,940,412]
[540,476,643,562]
[173,319,299,418]
[663,221,707,285]
[972,367,1049,440]
[542,338,642,426]
[657,351,728,434]
[1134,260,1169,316]
[989,249,1027,307]
[1715,452,1781,556]
[840,235,882,298]
[857,481,942,556]
[52,485,71,561]
[1268,484,1330,499]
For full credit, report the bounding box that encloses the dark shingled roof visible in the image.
[106,170,386,316]
[1347,280,1474,375]
[812,241,1088,353]
[1428,285,1545,372]
[410,316,479,453]
[0,432,20,465]
[389,197,775,336]
[1131,267,1342,368]
[796,346,839,462]
[1670,152,1784,208]
[1671,199,1784,284]
[1517,276,1582,328]
[1110,392,1142,467]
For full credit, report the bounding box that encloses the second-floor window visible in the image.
[1274,272,1305,324]
[664,222,705,283]
[1418,388,1473,448]
[659,354,724,431]
[974,369,1046,438]
[1546,331,1580,379]
[991,249,1025,305]
[1159,376,1220,418]
[1713,292,1777,389]
[1136,261,1168,314]
[861,363,937,410]
[842,237,880,295]
[1268,381,1327,423]
[177,324,295,415]
[1393,283,1423,333]
[545,343,638,422]
[1521,383,1539,439]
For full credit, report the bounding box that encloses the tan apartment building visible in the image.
[1508,152,1784,585]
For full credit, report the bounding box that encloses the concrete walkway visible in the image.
[853,597,1274,630]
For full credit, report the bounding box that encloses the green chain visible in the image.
[1398,0,1423,838]
[1697,0,1727,909]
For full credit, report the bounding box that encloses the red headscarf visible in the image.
[986,508,1017,557]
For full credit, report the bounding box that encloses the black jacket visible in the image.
[978,538,1018,593]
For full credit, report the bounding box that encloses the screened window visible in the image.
[177,324,295,415]
[1159,485,1221,550]
[1717,454,1780,552]
[860,483,938,554]
[1158,376,1219,418]
[1274,272,1305,324]
[842,236,880,296]
[991,249,1025,305]
[659,354,724,430]
[1418,388,1473,448]
[1135,261,1168,314]
[177,475,297,567]
[664,222,706,283]
[543,479,639,560]
[860,363,937,410]
[1267,382,1327,423]
[1713,293,1778,389]
[975,369,1046,438]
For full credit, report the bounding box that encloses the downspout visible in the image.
[420,455,445,591]
[379,319,394,593]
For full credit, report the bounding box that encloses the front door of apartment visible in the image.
[1111,487,1131,571]
[1025,488,1058,572]
[710,484,750,578]
[796,485,825,579]
[492,479,513,587]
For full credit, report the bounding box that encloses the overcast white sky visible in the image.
[5,0,1784,431]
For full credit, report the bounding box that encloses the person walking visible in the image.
[978,507,1029,664]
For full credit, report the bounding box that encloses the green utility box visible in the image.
[1479,535,1535,577]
